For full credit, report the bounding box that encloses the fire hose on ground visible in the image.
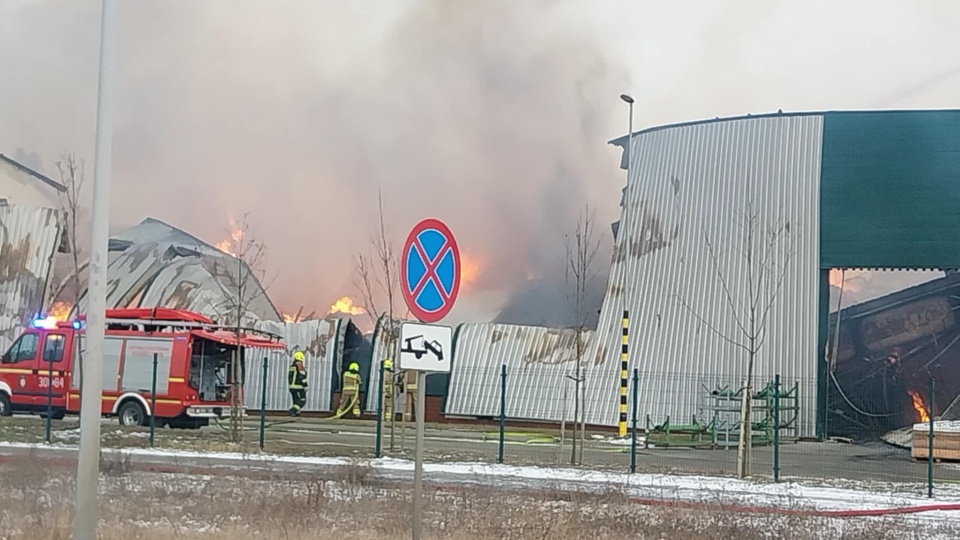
[212,392,361,433]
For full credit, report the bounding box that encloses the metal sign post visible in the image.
[399,218,461,540]
[412,370,426,540]
[398,322,453,540]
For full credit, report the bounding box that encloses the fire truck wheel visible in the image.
[0,393,10,417]
[117,400,147,427]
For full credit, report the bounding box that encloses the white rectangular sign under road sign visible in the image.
[398,322,452,373]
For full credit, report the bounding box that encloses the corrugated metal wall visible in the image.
[75,242,280,326]
[0,204,62,351]
[243,319,343,412]
[365,315,403,411]
[445,323,596,421]
[590,114,823,435]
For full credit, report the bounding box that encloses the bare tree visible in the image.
[354,188,401,331]
[53,154,86,310]
[211,213,271,443]
[564,205,601,466]
[54,154,86,414]
[353,187,409,449]
[677,204,794,478]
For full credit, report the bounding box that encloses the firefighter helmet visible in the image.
[293,351,305,362]
[348,362,360,373]
[383,358,393,370]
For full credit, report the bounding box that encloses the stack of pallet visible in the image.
[911,420,960,462]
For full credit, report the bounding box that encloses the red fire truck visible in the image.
[0,307,284,428]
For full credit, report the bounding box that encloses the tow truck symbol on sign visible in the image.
[401,335,444,362]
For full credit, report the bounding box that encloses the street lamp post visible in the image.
[618,93,635,297]
[618,93,635,439]
[73,1,117,539]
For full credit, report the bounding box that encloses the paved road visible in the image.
[251,418,960,485]
[7,415,959,485]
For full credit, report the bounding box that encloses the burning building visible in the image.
[0,153,67,351]
[827,272,960,437]
[584,109,960,437]
[57,217,282,326]
[358,110,960,435]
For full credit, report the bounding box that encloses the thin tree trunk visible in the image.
[559,376,568,465]
[579,369,586,464]
[736,380,751,478]
[570,364,580,465]
[737,344,756,478]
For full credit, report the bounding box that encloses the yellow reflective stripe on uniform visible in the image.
[343,372,360,392]
[288,365,306,389]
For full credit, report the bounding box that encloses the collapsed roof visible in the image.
[66,218,281,325]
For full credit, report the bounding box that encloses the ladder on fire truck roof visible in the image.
[86,307,285,343]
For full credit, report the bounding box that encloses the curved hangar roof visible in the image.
[585,109,960,437]
[609,109,960,269]
[73,218,281,325]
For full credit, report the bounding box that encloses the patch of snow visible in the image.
[913,420,960,433]
[4,441,960,521]
[602,437,644,446]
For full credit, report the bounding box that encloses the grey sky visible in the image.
[1,1,957,322]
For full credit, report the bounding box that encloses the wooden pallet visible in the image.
[911,428,960,462]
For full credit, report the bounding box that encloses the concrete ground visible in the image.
[251,416,960,485]
[4,413,957,486]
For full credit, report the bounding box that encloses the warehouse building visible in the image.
[590,109,960,439]
[358,110,960,438]
[0,153,66,352]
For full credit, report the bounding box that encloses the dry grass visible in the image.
[0,454,955,540]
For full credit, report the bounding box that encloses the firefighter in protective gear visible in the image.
[288,351,308,416]
[403,369,418,422]
[382,358,395,421]
[339,362,362,417]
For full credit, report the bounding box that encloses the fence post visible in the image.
[149,353,158,447]
[928,377,936,499]
[259,356,268,451]
[45,355,53,444]
[375,359,385,458]
[498,364,506,465]
[630,368,639,474]
[773,374,781,483]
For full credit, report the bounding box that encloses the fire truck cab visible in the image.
[0,307,284,428]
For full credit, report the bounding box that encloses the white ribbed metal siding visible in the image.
[75,242,280,325]
[0,204,63,351]
[589,114,823,435]
[445,323,596,421]
[365,316,404,411]
[243,319,342,412]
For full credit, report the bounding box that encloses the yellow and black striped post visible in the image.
[619,310,629,437]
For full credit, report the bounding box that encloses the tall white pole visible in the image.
[619,94,635,301]
[73,1,117,539]
[627,103,634,181]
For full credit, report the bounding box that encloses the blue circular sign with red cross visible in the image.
[400,218,461,323]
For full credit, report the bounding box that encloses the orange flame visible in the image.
[282,312,300,323]
[328,296,365,316]
[214,216,244,256]
[909,390,930,423]
[49,301,73,321]
[459,252,482,290]
[828,269,864,292]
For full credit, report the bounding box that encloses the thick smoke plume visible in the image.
[0,0,627,324]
